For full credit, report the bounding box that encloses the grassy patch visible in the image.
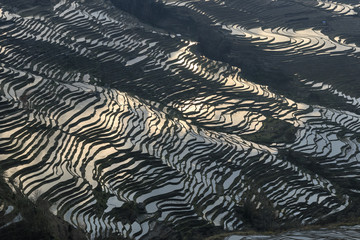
[242,117,297,144]
[92,184,112,217]
[107,201,146,224]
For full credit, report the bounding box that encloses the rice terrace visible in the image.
[1,0,360,239]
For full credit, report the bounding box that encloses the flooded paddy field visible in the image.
[0,0,360,239]
[225,225,360,240]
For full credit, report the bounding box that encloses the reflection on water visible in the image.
[223,25,360,55]
[0,0,360,239]
[316,0,359,15]
[226,225,360,240]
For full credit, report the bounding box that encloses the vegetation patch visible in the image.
[107,201,146,224]
[242,117,297,144]
[92,184,112,217]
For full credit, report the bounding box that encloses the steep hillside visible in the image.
[1,0,360,239]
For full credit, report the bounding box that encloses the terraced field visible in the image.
[0,0,360,239]
[225,225,360,240]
